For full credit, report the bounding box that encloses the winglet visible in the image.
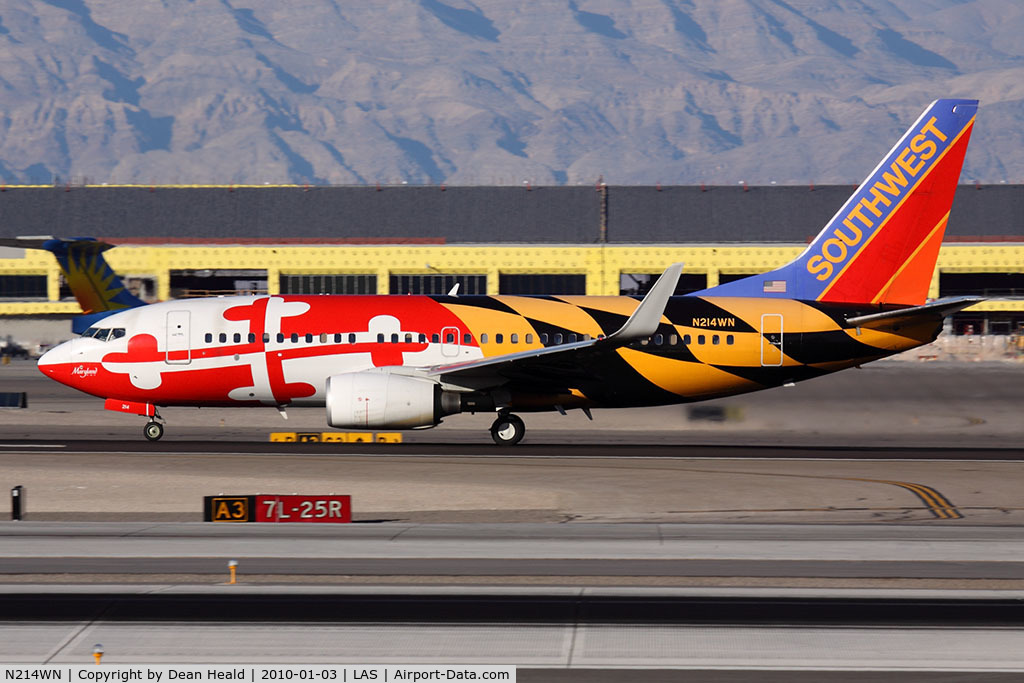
[606,262,682,341]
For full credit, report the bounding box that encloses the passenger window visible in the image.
[526,333,534,344]
[263,333,270,343]
[290,333,299,343]
[712,335,720,345]
[640,338,649,346]
[277,333,285,343]
[348,333,356,344]
[540,333,548,344]
[683,334,691,345]
[464,333,472,344]
[583,334,591,341]
[405,333,413,343]
[419,333,427,343]
[495,333,504,344]
[727,334,735,345]
[233,333,241,343]
[445,332,455,343]
[554,333,563,344]
[249,333,257,343]
[432,333,440,343]
[568,333,577,343]
[669,334,678,345]
[305,333,313,343]
[390,333,399,343]
[219,333,227,343]
[377,333,385,343]
[653,334,663,345]
[205,333,213,343]
[481,333,489,344]
[698,335,705,345]
[333,334,341,343]
[511,333,519,344]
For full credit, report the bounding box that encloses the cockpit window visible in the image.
[80,327,126,341]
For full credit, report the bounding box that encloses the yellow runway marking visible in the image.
[845,477,963,520]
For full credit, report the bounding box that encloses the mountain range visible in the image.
[0,0,1022,186]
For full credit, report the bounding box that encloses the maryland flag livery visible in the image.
[36,99,981,445]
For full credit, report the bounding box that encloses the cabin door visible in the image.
[165,310,192,365]
[760,313,783,367]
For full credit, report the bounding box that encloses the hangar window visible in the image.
[499,274,585,295]
[619,272,707,296]
[171,269,267,298]
[280,274,377,295]
[0,275,47,299]
[389,274,486,295]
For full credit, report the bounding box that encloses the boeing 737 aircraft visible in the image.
[30,98,980,445]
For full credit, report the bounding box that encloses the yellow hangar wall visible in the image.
[1,243,1021,314]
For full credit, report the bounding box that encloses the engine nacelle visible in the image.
[326,371,459,429]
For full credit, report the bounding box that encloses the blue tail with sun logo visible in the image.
[2,237,147,333]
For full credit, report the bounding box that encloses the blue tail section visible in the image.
[2,237,147,334]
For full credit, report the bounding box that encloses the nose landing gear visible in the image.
[143,419,164,441]
[490,412,525,446]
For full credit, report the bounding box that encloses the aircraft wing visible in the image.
[426,263,683,389]
[845,296,985,327]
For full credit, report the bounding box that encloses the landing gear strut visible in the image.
[490,412,525,446]
[143,420,164,441]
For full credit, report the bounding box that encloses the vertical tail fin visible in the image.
[699,99,978,305]
[1,237,146,332]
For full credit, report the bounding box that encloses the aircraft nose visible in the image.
[37,339,75,376]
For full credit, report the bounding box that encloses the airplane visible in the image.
[31,98,980,445]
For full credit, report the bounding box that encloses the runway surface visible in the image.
[2,584,1023,675]
[3,360,1024,675]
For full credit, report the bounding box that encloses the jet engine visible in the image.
[326,371,476,429]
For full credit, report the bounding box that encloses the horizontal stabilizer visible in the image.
[845,296,984,326]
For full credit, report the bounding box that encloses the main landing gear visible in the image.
[490,412,525,446]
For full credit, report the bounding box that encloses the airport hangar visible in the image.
[1,183,1022,335]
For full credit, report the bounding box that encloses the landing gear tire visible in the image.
[490,413,525,446]
[144,421,164,442]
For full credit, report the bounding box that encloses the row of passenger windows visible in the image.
[200,331,736,346]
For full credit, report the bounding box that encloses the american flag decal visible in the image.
[763,280,787,293]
